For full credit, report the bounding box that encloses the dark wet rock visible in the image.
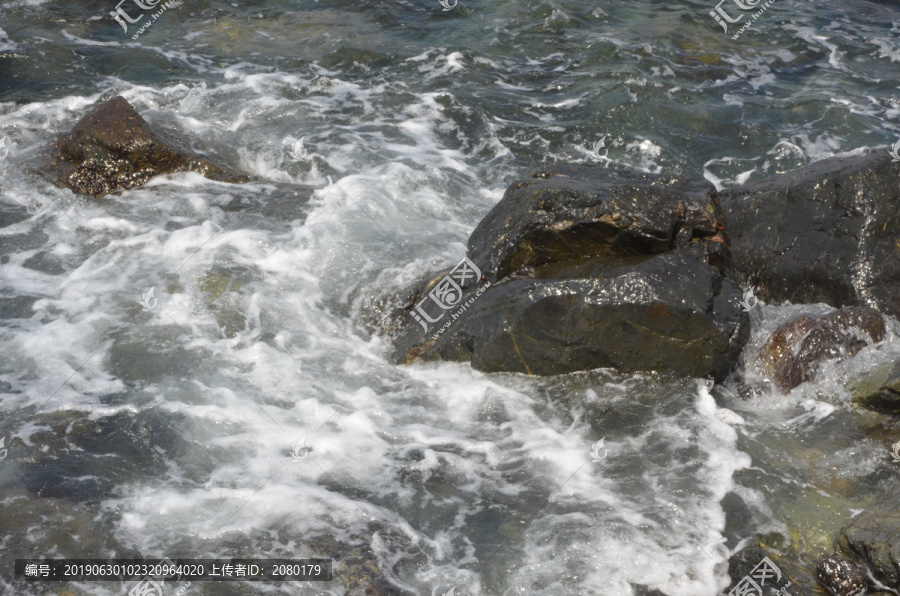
[309,532,414,596]
[22,250,67,275]
[387,164,749,380]
[321,46,395,70]
[467,164,730,282]
[20,410,189,502]
[837,480,900,587]
[720,147,900,316]
[0,201,30,229]
[107,325,198,383]
[216,184,315,223]
[0,295,38,319]
[760,306,886,393]
[724,544,804,596]
[52,96,248,197]
[816,555,867,596]
[726,545,773,590]
[0,489,134,584]
[631,586,666,596]
[851,360,900,415]
[196,263,257,339]
[0,228,49,256]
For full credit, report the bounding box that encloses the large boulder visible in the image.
[387,164,749,379]
[836,481,900,588]
[759,306,886,393]
[53,96,248,196]
[720,148,900,316]
[466,164,731,281]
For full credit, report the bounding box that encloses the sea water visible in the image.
[1,0,899,594]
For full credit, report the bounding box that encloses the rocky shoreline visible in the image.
[380,147,900,594]
[50,96,900,595]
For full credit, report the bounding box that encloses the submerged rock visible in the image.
[816,555,867,596]
[307,531,413,595]
[850,360,900,415]
[18,409,190,502]
[760,306,886,393]
[388,164,749,379]
[52,96,248,196]
[836,480,900,588]
[720,147,900,317]
[196,264,255,339]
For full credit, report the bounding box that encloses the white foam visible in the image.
[3,13,899,591]
[0,26,17,51]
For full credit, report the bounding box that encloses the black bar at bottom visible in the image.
[15,559,332,581]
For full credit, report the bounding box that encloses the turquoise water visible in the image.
[1,0,900,594]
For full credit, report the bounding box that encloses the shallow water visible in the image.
[1,0,900,594]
